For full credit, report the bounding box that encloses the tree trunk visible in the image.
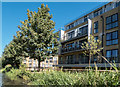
[38,56,41,72]
[89,54,91,70]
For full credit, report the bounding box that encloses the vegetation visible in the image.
[81,35,118,72]
[1,3,119,86]
[81,35,103,68]
[3,66,120,86]
[2,41,24,68]
[2,4,59,69]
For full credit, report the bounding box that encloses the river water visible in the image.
[0,73,2,86]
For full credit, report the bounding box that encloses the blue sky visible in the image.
[1,2,107,57]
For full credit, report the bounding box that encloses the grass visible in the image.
[4,67,120,86]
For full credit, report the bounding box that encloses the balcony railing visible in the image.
[65,2,120,31]
[59,57,119,65]
[61,46,83,54]
[106,57,119,63]
[62,32,88,43]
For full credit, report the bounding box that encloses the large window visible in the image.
[78,54,89,64]
[67,31,75,39]
[106,31,118,46]
[106,49,118,63]
[106,13,118,30]
[66,55,74,64]
[66,42,75,51]
[77,25,88,36]
[94,21,98,33]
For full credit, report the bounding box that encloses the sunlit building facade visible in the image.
[23,56,58,70]
[58,1,120,68]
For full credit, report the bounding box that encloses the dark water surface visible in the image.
[0,73,2,87]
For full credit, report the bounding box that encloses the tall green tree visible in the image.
[2,41,23,68]
[16,4,59,70]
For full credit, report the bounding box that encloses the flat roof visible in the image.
[65,2,111,27]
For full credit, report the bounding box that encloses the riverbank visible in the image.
[3,68,120,86]
[0,73,2,86]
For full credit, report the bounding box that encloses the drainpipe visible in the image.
[101,16,104,63]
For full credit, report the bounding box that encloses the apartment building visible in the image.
[23,56,58,70]
[58,1,120,68]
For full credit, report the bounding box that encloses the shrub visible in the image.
[28,70,120,86]
[5,67,120,86]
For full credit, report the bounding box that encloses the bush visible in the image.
[5,64,32,82]
[5,67,120,86]
[28,70,120,86]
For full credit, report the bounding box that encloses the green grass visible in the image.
[4,67,120,86]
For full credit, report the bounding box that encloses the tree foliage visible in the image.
[2,4,59,69]
[81,35,103,68]
[2,41,24,68]
[81,35,103,56]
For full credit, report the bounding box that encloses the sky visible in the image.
[1,2,108,57]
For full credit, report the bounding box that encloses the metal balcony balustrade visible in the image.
[61,45,82,54]
[59,61,89,64]
[59,57,119,65]
[62,31,88,43]
[65,2,120,31]
[106,57,119,63]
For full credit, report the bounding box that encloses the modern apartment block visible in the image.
[58,1,120,68]
[23,56,58,70]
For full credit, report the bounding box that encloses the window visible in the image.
[106,31,118,45]
[66,55,74,64]
[95,36,98,41]
[78,54,89,64]
[94,11,98,17]
[112,13,118,22]
[75,41,79,48]
[106,49,118,63]
[83,26,88,34]
[84,16,87,22]
[59,57,63,64]
[70,23,74,28]
[66,42,75,51]
[106,13,118,30]
[78,25,88,36]
[50,60,52,63]
[50,57,53,59]
[67,31,75,39]
[112,50,118,58]
[106,50,111,58]
[94,21,98,33]
[71,42,75,48]
[46,60,48,63]
[99,9,102,15]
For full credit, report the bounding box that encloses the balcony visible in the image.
[61,46,83,54]
[61,32,88,44]
[57,63,120,68]
[65,2,120,31]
